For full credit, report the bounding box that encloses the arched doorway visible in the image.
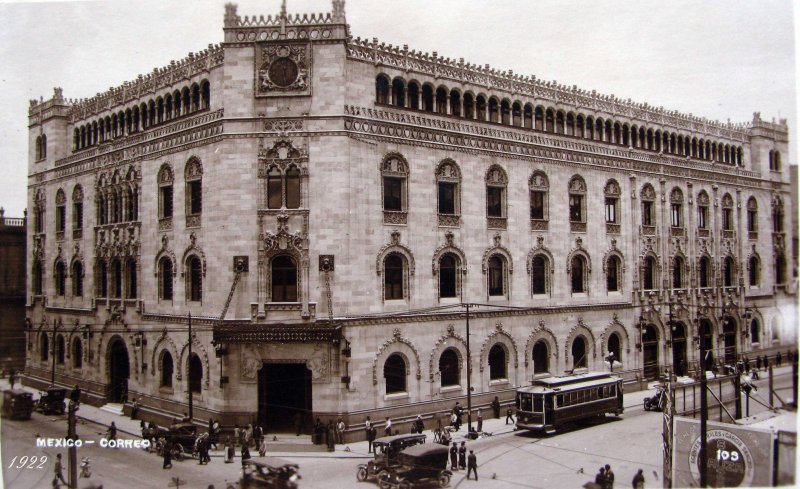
[571,336,587,369]
[672,323,687,377]
[258,363,312,433]
[722,317,737,366]
[642,324,659,381]
[699,319,714,370]
[107,338,130,403]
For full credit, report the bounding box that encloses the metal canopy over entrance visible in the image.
[258,363,312,433]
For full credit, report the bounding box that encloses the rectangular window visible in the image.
[189,181,202,215]
[160,186,173,219]
[267,173,282,209]
[383,177,403,211]
[698,206,707,229]
[285,175,301,209]
[487,187,503,217]
[605,198,617,223]
[533,395,543,413]
[671,204,682,227]
[73,202,83,230]
[747,210,757,232]
[56,206,66,233]
[569,194,583,222]
[642,201,653,226]
[531,191,545,220]
[722,209,732,230]
[438,182,455,214]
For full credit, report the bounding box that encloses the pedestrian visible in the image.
[491,396,501,418]
[210,419,220,449]
[756,355,762,371]
[313,417,324,444]
[233,424,241,446]
[605,463,615,489]
[776,351,782,367]
[8,367,15,388]
[106,422,117,441]
[450,442,458,470]
[326,420,336,452]
[458,441,467,470]
[764,355,770,371]
[454,402,463,429]
[253,423,263,450]
[130,397,139,420]
[631,468,645,489]
[744,356,750,373]
[366,418,376,454]
[182,412,190,422]
[505,407,514,425]
[258,434,267,457]
[434,411,442,432]
[202,435,211,464]
[241,442,251,462]
[53,453,67,486]
[163,441,173,469]
[224,436,235,463]
[293,410,304,436]
[450,411,458,430]
[336,417,346,444]
[70,384,81,405]
[384,417,392,436]
[413,415,424,434]
[245,423,253,447]
[476,410,483,433]
[467,450,478,481]
[596,467,606,486]
[196,434,207,465]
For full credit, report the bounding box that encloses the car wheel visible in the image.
[357,466,369,482]
[378,479,392,489]
[438,473,451,487]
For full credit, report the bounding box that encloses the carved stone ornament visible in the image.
[256,42,312,97]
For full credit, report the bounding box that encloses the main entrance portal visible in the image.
[642,325,660,381]
[108,339,130,403]
[258,363,312,433]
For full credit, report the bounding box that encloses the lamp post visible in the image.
[51,318,56,385]
[465,303,473,434]
[188,312,193,421]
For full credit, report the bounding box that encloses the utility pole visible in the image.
[67,401,78,488]
[188,312,193,421]
[51,318,56,385]
[699,321,708,488]
[465,303,472,434]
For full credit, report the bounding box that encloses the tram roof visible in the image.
[518,371,620,393]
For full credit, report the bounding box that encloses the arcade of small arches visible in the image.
[72,80,211,152]
[375,75,744,166]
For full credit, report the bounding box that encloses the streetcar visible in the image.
[515,371,623,434]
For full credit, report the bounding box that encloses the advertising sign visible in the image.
[672,416,774,487]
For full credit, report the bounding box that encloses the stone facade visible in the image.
[25,1,796,432]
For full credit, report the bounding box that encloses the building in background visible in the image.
[0,208,27,373]
[24,1,796,433]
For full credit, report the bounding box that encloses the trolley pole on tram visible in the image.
[465,303,473,434]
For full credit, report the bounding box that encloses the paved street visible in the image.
[1,368,794,489]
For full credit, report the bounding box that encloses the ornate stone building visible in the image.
[26,1,796,432]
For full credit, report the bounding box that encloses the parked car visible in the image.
[1,389,34,420]
[35,387,66,415]
[377,443,452,488]
[356,433,427,483]
[234,458,301,489]
[164,422,198,460]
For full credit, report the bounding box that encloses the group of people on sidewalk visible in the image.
[449,441,479,481]
[311,417,348,451]
[593,464,648,489]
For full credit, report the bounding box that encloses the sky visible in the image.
[0,0,796,218]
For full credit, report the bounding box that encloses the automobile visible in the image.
[377,444,452,489]
[35,387,67,415]
[231,458,302,489]
[1,389,34,420]
[356,433,427,483]
[164,422,199,460]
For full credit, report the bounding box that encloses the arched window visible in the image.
[670,188,684,228]
[408,82,420,110]
[772,197,784,233]
[697,191,709,230]
[641,184,656,227]
[532,340,549,374]
[55,189,66,234]
[55,261,66,296]
[158,257,173,300]
[673,256,684,289]
[422,85,434,112]
[384,354,406,394]
[72,185,84,232]
[642,256,657,290]
[568,176,587,226]
[723,256,735,287]
[699,256,711,288]
[158,164,174,221]
[748,255,760,286]
[488,97,499,122]
[529,171,549,225]
[436,87,448,115]
[111,259,123,299]
[72,261,83,297]
[531,255,548,295]
[721,193,734,231]
[392,79,406,106]
[188,354,202,393]
[572,336,587,369]
[604,179,621,227]
[746,197,758,235]
[187,256,202,302]
[488,344,507,380]
[439,253,458,299]
[33,260,43,296]
[381,154,409,222]
[375,75,390,104]
[267,167,282,209]
[750,319,760,345]
[486,166,507,221]
[267,165,302,209]
[450,90,462,117]
[40,334,49,362]
[487,255,506,297]
[436,159,461,220]
[608,333,621,365]
[286,166,301,209]
[271,255,298,302]
[439,348,460,387]
[97,260,108,297]
[384,253,405,300]
[185,158,203,225]
[126,258,137,299]
[72,338,83,369]
[606,255,620,292]
[571,255,587,294]
[161,351,174,388]
[775,253,786,285]
[56,334,65,364]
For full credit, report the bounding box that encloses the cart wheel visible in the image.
[357,466,369,482]
[438,473,451,487]
[173,445,185,461]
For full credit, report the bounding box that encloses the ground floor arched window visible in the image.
[532,340,549,373]
[384,354,407,394]
[572,336,587,368]
[488,344,507,380]
[72,338,83,369]
[439,348,459,387]
[608,333,621,364]
[188,354,202,393]
[161,351,174,388]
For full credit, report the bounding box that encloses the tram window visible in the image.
[521,394,532,412]
[556,394,563,407]
[533,396,543,413]
[610,385,616,397]
[590,389,597,401]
